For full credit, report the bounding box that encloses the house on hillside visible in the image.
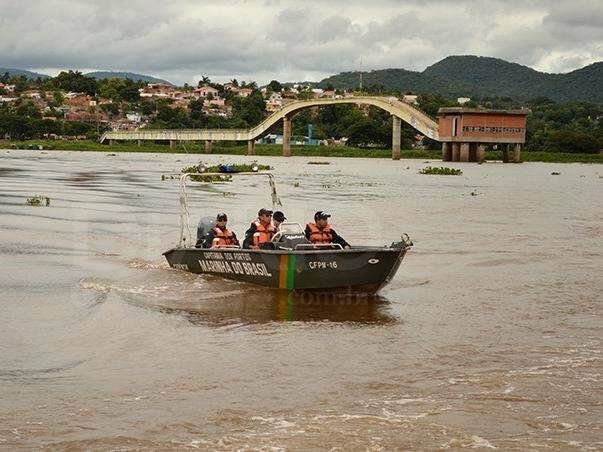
[194,85,219,99]
[236,87,253,97]
[266,93,283,112]
[139,83,175,99]
[65,92,95,108]
[0,83,16,93]
[320,90,336,99]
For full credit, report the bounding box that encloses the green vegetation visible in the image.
[200,162,272,173]
[1,62,601,158]
[318,56,603,103]
[180,165,232,183]
[179,162,271,182]
[26,195,50,206]
[419,166,463,175]
[2,139,601,163]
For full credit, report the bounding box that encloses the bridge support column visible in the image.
[169,140,176,149]
[513,143,521,163]
[442,142,452,161]
[460,142,470,162]
[477,145,486,163]
[283,116,291,157]
[451,142,460,161]
[392,116,401,160]
[502,145,510,163]
[247,139,255,156]
[205,140,213,153]
[137,140,142,147]
[108,139,113,146]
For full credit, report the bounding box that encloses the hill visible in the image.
[0,68,50,80]
[318,56,603,102]
[85,71,171,84]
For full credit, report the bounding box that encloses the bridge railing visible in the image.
[100,96,440,143]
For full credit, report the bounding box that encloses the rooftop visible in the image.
[437,107,530,115]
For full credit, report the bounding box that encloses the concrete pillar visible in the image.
[108,139,113,146]
[451,142,461,162]
[392,116,401,160]
[469,143,477,162]
[477,145,486,163]
[169,140,175,149]
[247,139,255,156]
[460,142,470,162]
[137,140,142,147]
[282,116,291,157]
[442,142,452,161]
[205,140,213,153]
[502,145,510,163]
[513,143,521,163]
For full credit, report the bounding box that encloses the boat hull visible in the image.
[163,247,408,293]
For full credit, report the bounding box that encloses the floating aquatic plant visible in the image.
[419,166,463,176]
[26,195,50,207]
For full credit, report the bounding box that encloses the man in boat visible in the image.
[203,213,240,248]
[272,211,286,230]
[305,211,350,248]
[242,208,276,249]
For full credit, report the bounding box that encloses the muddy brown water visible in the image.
[0,149,601,450]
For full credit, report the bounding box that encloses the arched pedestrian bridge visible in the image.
[100,96,440,159]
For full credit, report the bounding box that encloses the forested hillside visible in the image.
[319,56,603,102]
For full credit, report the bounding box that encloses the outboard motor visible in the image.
[195,216,216,248]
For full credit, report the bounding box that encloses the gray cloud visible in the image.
[0,0,601,84]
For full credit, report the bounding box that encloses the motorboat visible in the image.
[163,172,412,293]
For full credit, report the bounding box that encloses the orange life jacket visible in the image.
[306,222,333,244]
[211,227,236,247]
[252,220,276,247]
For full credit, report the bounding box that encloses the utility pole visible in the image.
[359,57,363,92]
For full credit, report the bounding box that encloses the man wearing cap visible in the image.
[272,211,287,230]
[305,211,350,248]
[242,208,277,249]
[203,213,240,248]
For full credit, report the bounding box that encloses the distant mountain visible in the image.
[319,56,603,102]
[85,71,171,84]
[0,68,50,80]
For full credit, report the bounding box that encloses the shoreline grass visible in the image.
[1,139,600,163]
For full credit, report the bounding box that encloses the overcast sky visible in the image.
[1,0,601,85]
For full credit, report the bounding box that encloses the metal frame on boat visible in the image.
[163,171,412,293]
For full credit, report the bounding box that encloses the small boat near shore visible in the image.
[163,171,412,293]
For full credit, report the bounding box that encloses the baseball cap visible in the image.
[273,211,286,222]
[216,212,228,221]
[314,211,331,220]
[258,208,273,216]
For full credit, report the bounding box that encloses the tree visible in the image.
[53,70,97,96]
[267,80,282,92]
[16,100,41,118]
[232,90,265,126]
[198,76,211,87]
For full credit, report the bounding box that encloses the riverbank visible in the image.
[1,139,601,163]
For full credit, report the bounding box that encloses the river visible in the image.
[0,149,601,450]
